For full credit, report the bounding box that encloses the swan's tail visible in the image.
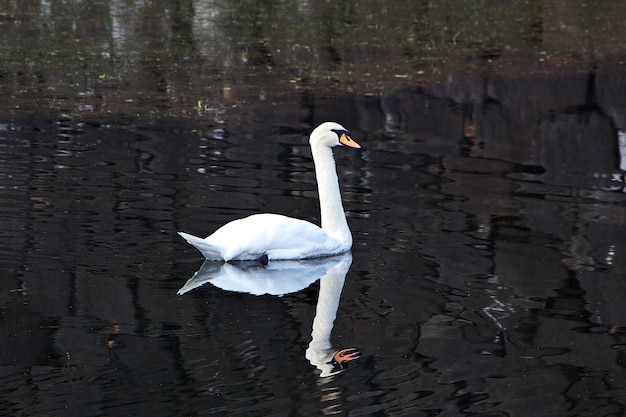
[178,232,222,260]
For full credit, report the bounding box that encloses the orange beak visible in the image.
[339,133,361,149]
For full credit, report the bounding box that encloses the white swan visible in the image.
[178,122,361,261]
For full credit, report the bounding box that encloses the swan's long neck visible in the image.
[311,143,351,245]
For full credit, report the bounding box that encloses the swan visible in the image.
[178,122,361,261]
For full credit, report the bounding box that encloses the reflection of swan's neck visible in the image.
[308,273,345,353]
[306,256,351,376]
[311,142,351,246]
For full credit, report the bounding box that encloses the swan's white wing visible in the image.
[182,213,347,261]
[209,213,345,260]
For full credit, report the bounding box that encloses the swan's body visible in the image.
[178,122,360,261]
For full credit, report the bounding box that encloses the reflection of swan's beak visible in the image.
[328,347,361,375]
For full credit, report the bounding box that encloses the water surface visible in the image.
[2,1,626,416]
[2,76,626,416]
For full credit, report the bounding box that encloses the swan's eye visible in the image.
[331,129,349,139]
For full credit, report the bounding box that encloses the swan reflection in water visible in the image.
[177,252,360,377]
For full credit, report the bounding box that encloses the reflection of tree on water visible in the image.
[177,252,360,376]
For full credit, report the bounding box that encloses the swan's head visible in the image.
[310,122,361,149]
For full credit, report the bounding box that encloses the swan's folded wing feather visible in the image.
[178,231,223,260]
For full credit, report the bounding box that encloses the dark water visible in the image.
[2,1,626,415]
[2,73,626,416]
